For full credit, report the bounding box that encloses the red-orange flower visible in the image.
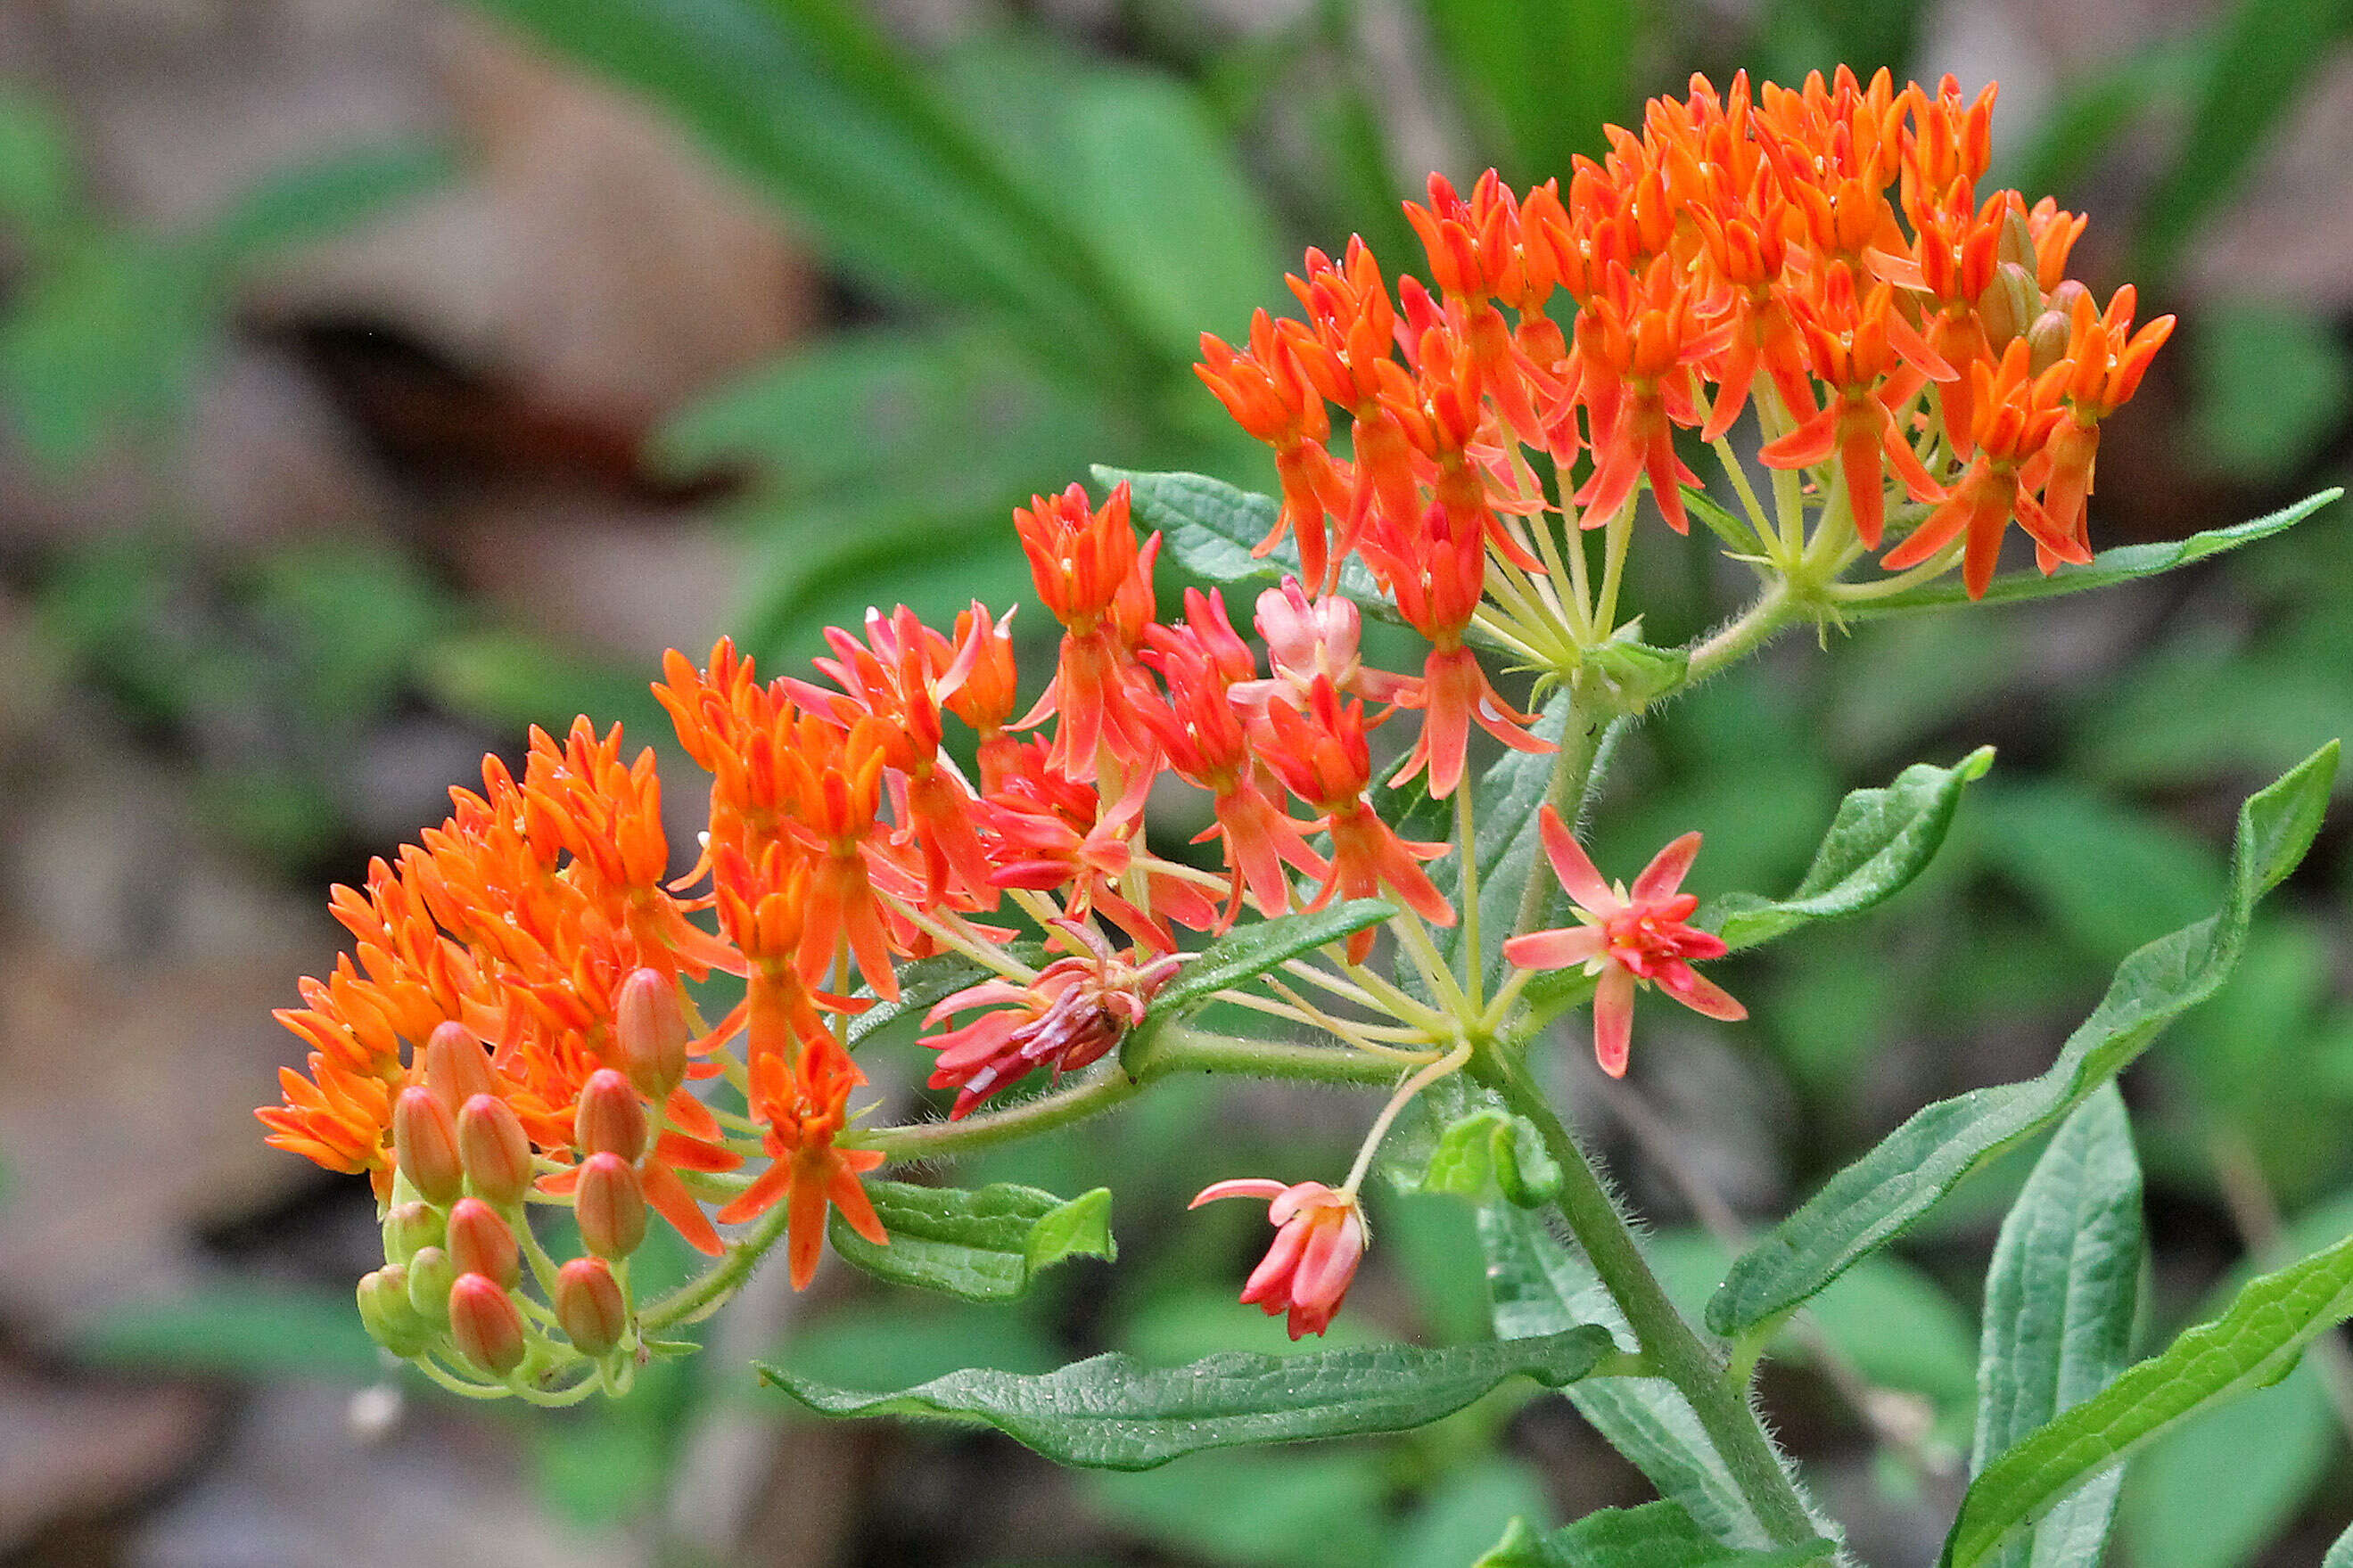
[1189,1178,1367,1339]
[1501,807,1745,1077]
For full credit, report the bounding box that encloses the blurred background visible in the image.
[4,0,2352,1564]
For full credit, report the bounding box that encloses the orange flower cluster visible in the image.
[1197,69,2171,604]
[263,70,2168,1368]
[262,480,1482,1374]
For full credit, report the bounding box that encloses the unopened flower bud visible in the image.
[448,1273,528,1377]
[575,1152,647,1259]
[448,1196,521,1291]
[2026,309,2072,375]
[574,1069,646,1162]
[1977,261,2039,351]
[457,1094,534,1207]
[357,1267,432,1358]
[393,1087,464,1206]
[615,968,687,1099]
[1997,205,2038,272]
[424,1021,499,1112]
[406,1246,456,1326]
[383,1201,443,1264]
[2046,278,2091,320]
[554,1258,628,1357]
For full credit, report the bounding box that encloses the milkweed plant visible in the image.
[261,70,2349,1565]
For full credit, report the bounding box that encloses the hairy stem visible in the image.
[1683,581,1796,686]
[1475,1044,1821,1547]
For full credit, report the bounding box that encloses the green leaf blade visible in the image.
[826,1179,1114,1303]
[1708,743,2339,1339]
[1947,1227,2353,1567]
[760,1326,1617,1469]
[1106,466,1392,609]
[1970,1082,2146,1568]
[1149,899,1395,1017]
[1845,491,2339,619]
[1707,748,1994,952]
[1475,1501,1833,1566]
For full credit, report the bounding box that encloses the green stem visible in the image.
[1457,781,1483,1015]
[1682,581,1795,686]
[1474,1044,1820,1547]
[1511,704,1607,942]
[1148,1026,1414,1086]
[849,1023,1410,1168]
[640,1199,796,1333]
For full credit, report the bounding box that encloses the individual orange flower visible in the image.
[1196,312,1351,592]
[716,1039,886,1290]
[1189,1178,1367,1339]
[1501,807,1745,1077]
[1014,482,1162,784]
[1139,590,1330,920]
[1880,338,2088,596]
[942,601,1024,796]
[1759,267,1953,548]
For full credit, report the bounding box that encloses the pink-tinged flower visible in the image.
[1500,807,1746,1077]
[922,921,1182,1118]
[1189,1178,1367,1339]
[1233,578,1417,713]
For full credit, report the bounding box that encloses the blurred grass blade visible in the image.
[1845,490,2341,619]
[0,86,79,241]
[80,1284,384,1383]
[1417,0,1636,178]
[761,1326,1617,1470]
[1970,1083,2145,1568]
[1707,742,2340,1339]
[2004,44,2203,202]
[2135,0,2349,282]
[2190,304,2353,481]
[1946,1225,2353,1567]
[1064,69,1286,359]
[197,142,453,269]
[463,0,1158,378]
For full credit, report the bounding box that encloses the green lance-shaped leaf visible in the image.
[760,1325,1617,1470]
[827,1180,1114,1303]
[2326,1518,2353,1568]
[1970,1082,2146,1568]
[1148,899,1395,1018]
[1476,1503,1836,1567]
[1945,1225,2353,1567]
[1843,490,2339,620]
[1477,1202,1805,1550]
[1708,741,2339,1340]
[1704,748,1995,952]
